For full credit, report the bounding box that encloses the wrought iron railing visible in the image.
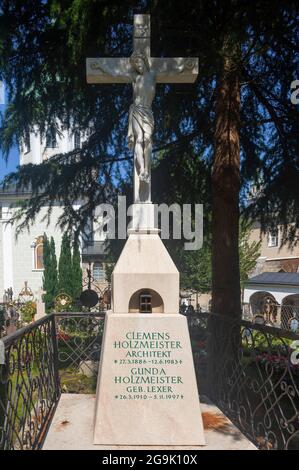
[1,311,299,450]
[189,312,299,450]
[55,312,104,393]
[0,312,105,449]
[0,315,60,450]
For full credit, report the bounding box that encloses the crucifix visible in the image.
[86,14,198,203]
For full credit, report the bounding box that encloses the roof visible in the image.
[246,272,299,286]
[81,240,108,262]
[0,183,32,198]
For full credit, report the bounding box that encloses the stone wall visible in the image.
[0,203,65,299]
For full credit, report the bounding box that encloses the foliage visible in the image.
[43,234,58,312]
[104,263,114,284]
[60,372,97,394]
[239,219,262,287]
[0,1,298,321]
[20,300,36,323]
[58,233,73,296]
[44,232,83,309]
[71,240,82,300]
[175,219,261,292]
[0,0,297,243]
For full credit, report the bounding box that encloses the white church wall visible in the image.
[20,126,41,165]
[0,206,14,297]
[3,204,65,299]
[19,123,89,166]
[0,212,4,297]
[32,129,42,164]
[3,118,90,301]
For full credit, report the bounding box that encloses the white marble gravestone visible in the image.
[87,14,205,447]
[94,314,205,446]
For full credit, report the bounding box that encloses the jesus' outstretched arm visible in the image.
[90,59,133,81]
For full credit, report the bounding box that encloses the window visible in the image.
[46,130,57,148]
[74,130,81,149]
[93,263,105,282]
[268,230,278,247]
[34,236,44,270]
[139,292,152,313]
[24,132,31,153]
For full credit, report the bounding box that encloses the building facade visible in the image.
[0,124,108,302]
[248,221,299,275]
[243,222,299,329]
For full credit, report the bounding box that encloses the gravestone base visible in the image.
[43,394,257,450]
[93,312,206,446]
[111,231,179,315]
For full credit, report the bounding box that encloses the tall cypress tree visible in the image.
[71,241,82,301]
[1,1,298,321]
[58,233,73,296]
[43,234,58,312]
[50,236,58,296]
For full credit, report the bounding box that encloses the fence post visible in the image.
[0,361,9,450]
[207,313,217,402]
[50,314,61,400]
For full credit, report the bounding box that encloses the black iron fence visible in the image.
[0,312,104,450]
[188,312,299,450]
[0,315,60,450]
[55,312,104,393]
[1,311,299,450]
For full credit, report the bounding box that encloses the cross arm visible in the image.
[151,58,198,83]
[86,58,132,84]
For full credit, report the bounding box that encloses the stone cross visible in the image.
[86,14,198,203]
[35,286,46,302]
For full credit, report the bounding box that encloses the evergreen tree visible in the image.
[175,220,261,294]
[104,263,114,285]
[50,236,58,293]
[43,234,58,311]
[0,1,297,321]
[239,220,262,288]
[58,233,73,296]
[71,240,82,301]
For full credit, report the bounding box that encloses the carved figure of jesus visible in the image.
[87,14,198,202]
[127,52,155,183]
[90,53,187,185]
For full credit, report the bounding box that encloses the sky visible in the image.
[0,83,19,181]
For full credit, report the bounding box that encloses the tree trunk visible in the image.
[208,52,242,402]
[211,50,241,319]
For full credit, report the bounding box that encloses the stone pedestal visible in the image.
[35,301,46,320]
[94,312,205,446]
[112,231,179,314]
[94,198,205,446]
[129,202,155,231]
[88,11,204,449]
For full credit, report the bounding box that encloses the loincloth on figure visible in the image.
[128,103,154,139]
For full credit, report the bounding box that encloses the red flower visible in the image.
[57,331,70,341]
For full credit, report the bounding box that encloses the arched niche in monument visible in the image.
[128,288,164,313]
